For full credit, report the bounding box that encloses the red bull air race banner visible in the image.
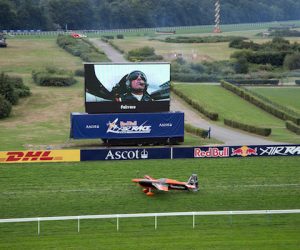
[70,112,184,140]
[172,144,300,159]
[79,144,300,162]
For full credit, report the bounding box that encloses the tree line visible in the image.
[1,0,300,31]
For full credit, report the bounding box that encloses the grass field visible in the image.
[0,29,300,249]
[112,36,237,62]
[174,84,300,143]
[249,87,300,114]
[0,157,299,249]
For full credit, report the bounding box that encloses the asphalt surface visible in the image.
[89,38,283,146]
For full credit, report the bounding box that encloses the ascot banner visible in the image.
[81,147,171,161]
[0,150,80,163]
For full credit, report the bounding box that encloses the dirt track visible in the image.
[90,38,282,145]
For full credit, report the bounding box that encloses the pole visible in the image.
[38,218,40,235]
[117,216,119,231]
[78,216,80,233]
[193,212,195,229]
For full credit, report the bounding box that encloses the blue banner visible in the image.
[70,112,184,140]
[174,144,300,159]
[81,147,171,161]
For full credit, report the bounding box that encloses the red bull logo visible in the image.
[231,146,257,157]
[194,147,229,158]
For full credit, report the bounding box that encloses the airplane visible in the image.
[132,174,199,196]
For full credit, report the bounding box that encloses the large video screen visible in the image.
[84,63,170,113]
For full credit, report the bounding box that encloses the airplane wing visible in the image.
[144,175,156,180]
[152,182,169,191]
[165,179,185,185]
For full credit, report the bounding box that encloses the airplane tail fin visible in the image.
[187,174,199,191]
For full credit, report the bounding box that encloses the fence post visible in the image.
[155,215,157,230]
[266,210,272,224]
[193,212,195,229]
[37,218,40,235]
[117,215,119,231]
[78,216,80,233]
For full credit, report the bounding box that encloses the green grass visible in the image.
[1,216,299,249]
[0,157,299,249]
[112,36,236,62]
[249,87,300,114]
[174,84,300,143]
[0,157,299,217]
[0,38,83,74]
[0,30,300,249]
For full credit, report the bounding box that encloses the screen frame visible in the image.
[84,62,170,114]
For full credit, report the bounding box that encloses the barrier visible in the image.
[0,144,299,163]
[1,209,299,234]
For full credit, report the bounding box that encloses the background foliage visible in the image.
[1,0,300,30]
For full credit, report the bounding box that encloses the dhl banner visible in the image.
[0,150,80,163]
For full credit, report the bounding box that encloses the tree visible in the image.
[48,0,95,30]
[234,57,249,74]
[283,53,300,70]
[0,94,12,119]
[0,0,17,29]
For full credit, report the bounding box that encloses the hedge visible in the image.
[33,72,76,87]
[172,87,218,121]
[224,118,272,136]
[57,34,110,62]
[0,73,19,105]
[185,123,209,138]
[32,68,76,87]
[226,79,279,85]
[0,72,30,105]
[7,76,31,97]
[165,36,247,43]
[286,121,300,135]
[0,94,12,119]
[221,80,300,125]
[171,73,219,82]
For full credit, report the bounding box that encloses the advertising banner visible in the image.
[70,112,184,140]
[85,62,170,114]
[1,144,298,164]
[174,144,300,159]
[0,150,80,163]
[81,147,171,161]
[230,144,300,157]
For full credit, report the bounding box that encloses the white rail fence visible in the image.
[0,209,299,235]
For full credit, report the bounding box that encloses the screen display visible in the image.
[84,63,170,113]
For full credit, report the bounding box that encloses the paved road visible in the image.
[89,38,282,145]
[90,38,127,62]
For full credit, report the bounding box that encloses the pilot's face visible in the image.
[131,74,146,91]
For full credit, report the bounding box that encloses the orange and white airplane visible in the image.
[132,174,199,196]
